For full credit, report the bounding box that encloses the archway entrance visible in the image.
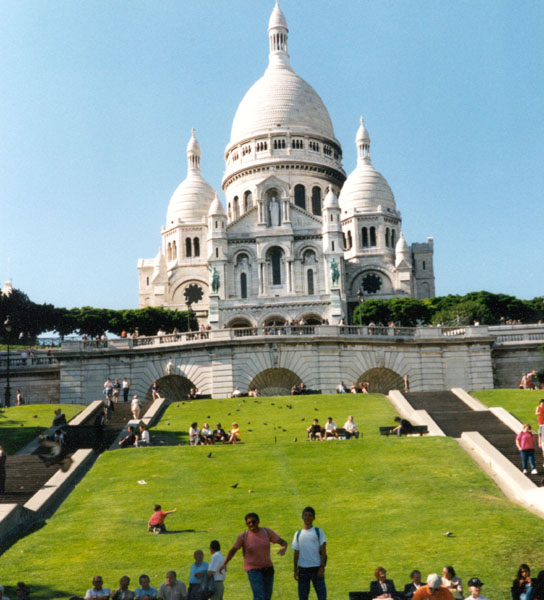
[146,374,195,402]
[249,368,302,396]
[358,368,404,394]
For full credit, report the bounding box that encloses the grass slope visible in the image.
[0,394,543,599]
[0,404,84,454]
[473,389,543,427]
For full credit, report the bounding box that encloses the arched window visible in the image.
[347,230,353,250]
[233,196,239,219]
[307,269,314,295]
[385,228,390,247]
[193,237,200,257]
[268,247,283,285]
[185,237,192,258]
[294,184,306,210]
[311,186,322,216]
[362,227,368,248]
[391,230,396,247]
[241,273,247,298]
[167,243,172,260]
[172,241,177,259]
[244,190,252,212]
[370,226,376,247]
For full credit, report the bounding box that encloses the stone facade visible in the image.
[138,3,435,327]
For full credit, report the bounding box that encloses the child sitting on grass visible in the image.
[147,504,177,534]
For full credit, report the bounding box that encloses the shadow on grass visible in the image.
[6,584,76,600]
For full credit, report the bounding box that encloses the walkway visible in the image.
[0,400,151,505]
[405,391,541,485]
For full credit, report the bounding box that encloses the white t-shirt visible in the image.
[85,589,110,599]
[292,526,326,568]
[325,421,336,433]
[344,420,357,432]
[208,551,226,581]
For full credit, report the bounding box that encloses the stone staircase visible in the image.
[405,391,542,485]
[0,400,151,505]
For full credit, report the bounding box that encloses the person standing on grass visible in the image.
[516,424,538,474]
[220,512,287,600]
[208,540,226,600]
[292,506,327,600]
[535,399,544,466]
[188,550,208,600]
[148,504,177,534]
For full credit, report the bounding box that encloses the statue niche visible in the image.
[267,189,281,227]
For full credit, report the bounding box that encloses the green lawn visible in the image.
[0,404,84,454]
[0,394,543,599]
[473,389,544,427]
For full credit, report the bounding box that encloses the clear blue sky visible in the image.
[1,1,542,309]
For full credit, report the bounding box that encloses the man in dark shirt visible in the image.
[390,417,413,437]
[119,426,137,448]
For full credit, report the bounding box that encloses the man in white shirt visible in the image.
[85,576,110,599]
[292,506,327,600]
[158,572,186,600]
[207,540,226,600]
[324,418,337,440]
[343,416,359,439]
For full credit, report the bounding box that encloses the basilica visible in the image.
[137,2,435,328]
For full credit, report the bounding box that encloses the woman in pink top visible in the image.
[536,400,544,466]
[516,424,537,474]
[220,512,287,600]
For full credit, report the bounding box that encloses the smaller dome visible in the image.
[268,1,287,30]
[356,117,370,143]
[339,162,395,212]
[166,131,216,225]
[324,186,339,209]
[395,233,410,254]
[208,192,226,216]
[186,128,201,156]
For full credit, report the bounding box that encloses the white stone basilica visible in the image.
[138,2,435,327]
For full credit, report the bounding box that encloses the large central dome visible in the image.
[229,68,335,144]
[228,2,336,148]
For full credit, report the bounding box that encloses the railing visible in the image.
[488,324,544,345]
[0,355,59,369]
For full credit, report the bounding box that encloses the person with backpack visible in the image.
[292,506,327,600]
[219,512,287,600]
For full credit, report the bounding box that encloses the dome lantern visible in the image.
[268,1,291,70]
[356,117,371,162]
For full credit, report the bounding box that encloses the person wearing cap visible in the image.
[464,578,488,600]
[412,574,454,600]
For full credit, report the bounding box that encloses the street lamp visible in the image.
[356,289,364,325]
[185,301,193,332]
[4,317,11,408]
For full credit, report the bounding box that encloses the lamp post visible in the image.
[185,301,193,332]
[4,317,11,408]
[356,289,364,325]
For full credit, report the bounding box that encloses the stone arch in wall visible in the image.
[146,374,195,403]
[357,367,404,394]
[249,368,302,396]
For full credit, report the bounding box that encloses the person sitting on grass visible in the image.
[158,572,187,600]
[390,416,413,437]
[134,575,157,600]
[441,566,463,600]
[350,382,359,393]
[232,387,242,398]
[119,426,137,448]
[307,418,323,441]
[343,415,360,439]
[370,566,399,599]
[403,570,423,600]
[188,550,209,600]
[14,582,31,600]
[324,417,338,440]
[85,576,110,599]
[136,423,150,447]
[189,423,201,446]
[511,564,534,600]
[187,388,197,400]
[112,576,135,600]
[213,423,228,444]
[200,423,213,445]
[464,577,488,600]
[0,585,10,600]
[148,504,177,534]
[248,387,260,397]
[227,422,241,444]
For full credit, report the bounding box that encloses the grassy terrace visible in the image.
[0,393,543,599]
[0,404,84,454]
[473,389,544,427]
